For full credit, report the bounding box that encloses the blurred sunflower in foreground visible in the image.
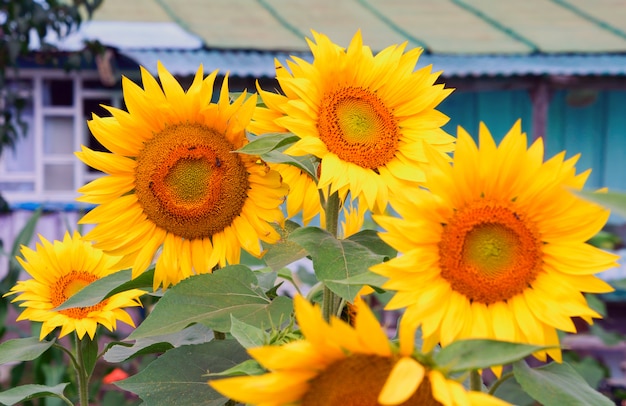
[372,121,619,362]
[210,296,509,405]
[5,231,143,340]
[76,63,288,290]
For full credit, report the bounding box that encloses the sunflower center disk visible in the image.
[135,123,249,240]
[301,355,441,406]
[52,271,105,319]
[438,202,543,304]
[318,87,399,169]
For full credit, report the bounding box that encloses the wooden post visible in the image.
[529,79,552,141]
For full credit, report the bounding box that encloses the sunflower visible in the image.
[209,295,509,406]
[248,95,322,226]
[372,121,618,362]
[274,162,321,226]
[251,30,454,213]
[76,63,288,290]
[5,231,143,340]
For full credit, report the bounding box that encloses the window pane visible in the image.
[4,105,35,173]
[44,164,74,191]
[43,79,74,106]
[0,182,34,191]
[44,116,74,154]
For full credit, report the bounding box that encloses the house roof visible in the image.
[36,0,626,77]
[121,49,626,78]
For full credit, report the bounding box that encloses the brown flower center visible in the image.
[439,200,543,304]
[318,87,399,169]
[134,123,249,240]
[301,354,441,406]
[51,271,105,319]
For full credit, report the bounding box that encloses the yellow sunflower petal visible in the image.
[373,120,615,359]
[378,357,424,405]
[254,30,453,212]
[77,64,287,289]
[6,232,144,341]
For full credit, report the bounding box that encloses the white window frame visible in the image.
[0,68,122,206]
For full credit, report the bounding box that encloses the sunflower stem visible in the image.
[325,190,341,237]
[470,369,483,392]
[488,371,514,395]
[53,342,80,372]
[322,191,342,321]
[74,334,90,406]
[57,393,75,406]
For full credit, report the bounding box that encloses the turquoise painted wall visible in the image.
[438,89,626,193]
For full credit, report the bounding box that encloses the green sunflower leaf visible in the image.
[512,359,613,406]
[204,359,266,378]
[262,220,308,272]
[237,132,300,156]
[577,190,626,220]
[229,315,267,349]
[433,339,550,372]
[0,383,69,406]
[80,335,99,377]
[0,337,55,365]
[289,227,387,302]
[116,340,249,406]
[127,265,293,340]
[346,229,397,260]
[260,150,318,181]
[326,271,387,291]
[491,375,536,406]
[54,268,153,311]
[1,206,43,293]
[104,324,214,363]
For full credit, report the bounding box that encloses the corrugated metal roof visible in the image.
[122,49,626,78]
[32,21,203,51]
[84,0,626,55]
[29,0,626,77]
[422,54,626,77]
[120,49,303,77]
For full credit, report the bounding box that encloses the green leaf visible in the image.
[289,227,387,302]
[346,229,397,259]
[434,339,550,373]
[261,150,318,180]
[116,340,249,406]
[204,359,265,378]
[577,190,626,220]
[128,266,293,340]
[0,337,55,365]
[79,336,99,377]
[0,383,69,406]
[229,316,267,349]
[589,324,622,346]
[327,271,387,291]
[252,267,278,293]
[10,206,42,258]
[513,359,614,406]
[491,376,535,406]
[55,269,152,310]
[237,133,300,156]
[566,355,607,389]
[1,206,43,292]
[609,277,626,291]
[585,293,606,317]
[262,220,308,271]
[104,324,214,363]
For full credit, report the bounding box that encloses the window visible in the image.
[0,70,122,205]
